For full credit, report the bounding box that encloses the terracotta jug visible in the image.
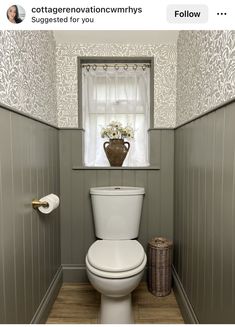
[103,139,130,167]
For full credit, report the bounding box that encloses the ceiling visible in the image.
[53,31,179,44]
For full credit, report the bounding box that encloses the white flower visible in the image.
[101,121,134,140]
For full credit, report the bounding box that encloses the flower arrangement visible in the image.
[101,121,134,140]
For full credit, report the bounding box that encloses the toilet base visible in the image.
[100,293,134,324]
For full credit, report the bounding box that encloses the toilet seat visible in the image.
[87,240,145,272]
[86,240,147,279]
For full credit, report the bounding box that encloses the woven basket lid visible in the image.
[148,237,173,248]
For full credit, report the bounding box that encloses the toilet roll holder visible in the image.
[32,199,49,209]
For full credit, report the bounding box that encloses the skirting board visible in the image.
[62,264,148,283]
[172,265,199,324]
[31,266,63,324]
[62,264,89,282]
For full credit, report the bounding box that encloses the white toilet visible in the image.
[85,186,146,324]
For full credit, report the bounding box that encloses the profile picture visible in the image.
[7,5,25,24]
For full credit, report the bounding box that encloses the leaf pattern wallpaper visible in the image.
[176,30,235,126]
[0,31,57,126]
[56,43,177,128]
[0,31,234,128]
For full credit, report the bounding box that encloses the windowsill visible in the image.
[72,166,160,170]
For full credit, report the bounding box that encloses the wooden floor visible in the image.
[47,282,184,324]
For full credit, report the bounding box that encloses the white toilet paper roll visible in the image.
[50,193,60,206]
[38,193,60,214]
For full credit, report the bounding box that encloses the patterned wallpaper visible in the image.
[0,31,57,126]
[176,30,235,126]
[56,43,177,128]
[2,31,233,128]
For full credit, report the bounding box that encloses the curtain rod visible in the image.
[81,63,151,71]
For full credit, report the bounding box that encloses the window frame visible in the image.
[77,56,154,166]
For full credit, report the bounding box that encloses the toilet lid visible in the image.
[87,240,145,272]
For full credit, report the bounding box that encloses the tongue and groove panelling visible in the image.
[174,101,235,323]
[0,107,61,323]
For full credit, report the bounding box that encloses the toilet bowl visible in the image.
[86,240,147,324]
[86,186,146,324]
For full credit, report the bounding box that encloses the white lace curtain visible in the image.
[82,65,150,166]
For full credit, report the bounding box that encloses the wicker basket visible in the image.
[147,237,173,297]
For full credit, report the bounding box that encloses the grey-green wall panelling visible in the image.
[174,101,235,323]
[160,130,174,239]
[149,129,161,167]
[0,107,61,324]
[59,129,174,281]
[31,267,63,323]
[172,266,199,324]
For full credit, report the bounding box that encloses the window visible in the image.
[82,61,150,166]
